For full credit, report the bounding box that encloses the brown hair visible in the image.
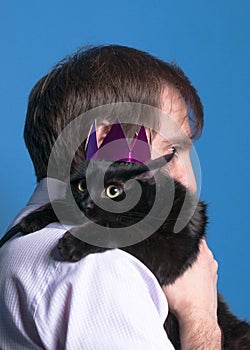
[24,45,203,181]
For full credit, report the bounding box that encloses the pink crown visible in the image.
[85,119,151,164]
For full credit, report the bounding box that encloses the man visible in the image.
[0,45,221,349]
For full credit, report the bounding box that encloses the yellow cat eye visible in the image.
[106,185,121,199]
[77,181,85,192]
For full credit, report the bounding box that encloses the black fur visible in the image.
[1,160,249,349]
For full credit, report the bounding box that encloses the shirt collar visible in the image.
[27,177,68,205]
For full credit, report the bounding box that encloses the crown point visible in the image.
[129,125,151,163]
[85,120,98,160]
[99,119,126,147]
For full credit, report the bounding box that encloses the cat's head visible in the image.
[69,160,161,227]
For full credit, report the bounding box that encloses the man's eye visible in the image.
[106,185,122,199]
[170,146,177,153]
[164,146,177,163]
[77,180,86,192]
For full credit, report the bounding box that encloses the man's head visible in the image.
[24,44,203,189]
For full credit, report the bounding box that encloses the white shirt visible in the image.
[0,180,174,349]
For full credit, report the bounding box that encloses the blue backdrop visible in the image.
[1,0,249,320]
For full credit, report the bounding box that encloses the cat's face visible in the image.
[69,160,157,227]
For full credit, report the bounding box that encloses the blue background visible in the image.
[1,1,249,320]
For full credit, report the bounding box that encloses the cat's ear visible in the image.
[134,168,161,184]
[145,153,174,171]
[136,153,173,184]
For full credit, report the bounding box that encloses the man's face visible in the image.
[95,88,197,193]
[151,87,197,193]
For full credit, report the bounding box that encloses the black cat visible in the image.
[1,160,249,349]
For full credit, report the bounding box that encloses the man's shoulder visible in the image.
[0,224,162,296]
[68,248,158,285]
[0,224,66,288]
[0,225,169,339]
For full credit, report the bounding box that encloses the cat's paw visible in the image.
[19,213,46,234]
[58,231,105,262]
[18,203,56,234]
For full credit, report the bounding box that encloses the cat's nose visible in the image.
[85,202,94,214]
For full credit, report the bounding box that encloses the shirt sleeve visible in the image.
[34,249,175,350]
